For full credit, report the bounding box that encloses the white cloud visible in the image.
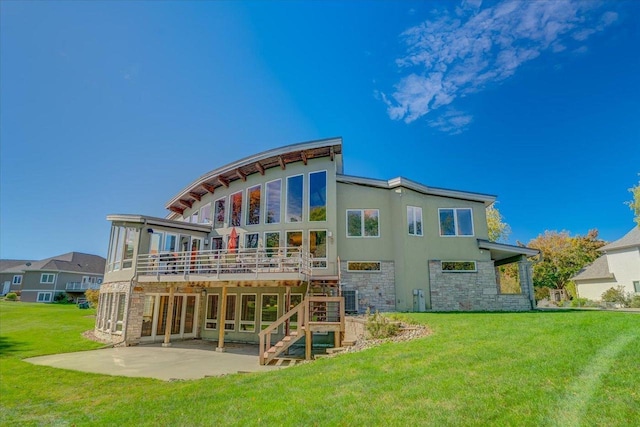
[382,0,620,133]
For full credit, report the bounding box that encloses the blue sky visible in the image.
[1,0,638,260]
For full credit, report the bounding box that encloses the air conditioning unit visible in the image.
[343,290,358,314]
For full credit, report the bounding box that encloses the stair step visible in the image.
[275,342,284,348]
[342,340,356,346]
[267,347,276,353]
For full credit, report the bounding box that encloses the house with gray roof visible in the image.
[1,252,106,302]
[572,227,640,300]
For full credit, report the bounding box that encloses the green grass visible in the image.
[1,302,639,426]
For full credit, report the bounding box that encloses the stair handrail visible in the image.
[258,298,309,365]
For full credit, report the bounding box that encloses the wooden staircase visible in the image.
[258,295,345,365]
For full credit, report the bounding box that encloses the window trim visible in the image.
[265,178,282,224]
[260,293,279,331]
[285,174,304,223]
[346,209,380,238]
[438,208,474,237]
[346,261,382,272]
[224,294,237,331]
[441,261,477,272]
[239,293,257,333]
[245,232,259,250]
[12,275,22,285]
[205,293,220,330]
[285,230,303,257]
[213,196,227,229]
[229,191,243,227]
[309,229,328,269]
[37,292,53,302]
[264,231,281,257]
[199,202,212,224]
[245,184,262,226]
[407,206,423,237]
[40,273,56,284]
[308,170,327,222]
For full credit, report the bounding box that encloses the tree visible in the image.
[486,204,511,242]
[627,177,640,228]
[527,229,606,292]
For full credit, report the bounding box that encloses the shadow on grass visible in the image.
[0,335,28,357]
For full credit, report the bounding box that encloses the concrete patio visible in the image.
[25,340,290,381]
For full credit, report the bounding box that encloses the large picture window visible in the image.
[230,192,243,226]
[286,231,303,256]
[286,175,303,222]
[200,203,211,224]
[214,198,226,228]
[246,185,261,225]
[407,206,423,236]
[346,209,379,237]
[240,294,256,332]
[265,179,281,224]
[225,294,237,331]
[439,208,474,236]
[265,232,280,257]
[310,230,327,268]
[309,171,327,221]
[108,226,137,271]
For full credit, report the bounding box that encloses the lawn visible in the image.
[1,302,638,426]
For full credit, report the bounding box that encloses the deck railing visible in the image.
[137,247,313,278]
[65,282,101,291]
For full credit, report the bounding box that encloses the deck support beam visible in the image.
[216,286,228,352]
[162,285,176,347]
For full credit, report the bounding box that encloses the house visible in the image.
[95,137,538,363]
[0,252,106,302]
[573,227,640,300]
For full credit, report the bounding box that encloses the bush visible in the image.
[5,292,17,301]
[84,289,100,307]
[629,295,640,308]
[365,308,399,339]
[53,292,73,304]
[601,286,630,307]
[534,286,550,301]
[570,297,597,308]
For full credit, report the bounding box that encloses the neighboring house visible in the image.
[95,137,538,362]
[0,259,35,295]
[0,252,106,302]
[573,227,640,300]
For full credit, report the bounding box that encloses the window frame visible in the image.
[214,197,226,229]
[229,191,243,227]
[286,230,303,257]
[407,206,423,237]
[224,294,237,331]
[239,293,257,333]
[309,229,328,269]
[634,281,640,293]
[205,293,220,330]
[12,275,22,285]
[37,292,52,302]
[346,209,380,238]
[286,174,304,223]
[308,170,327,222]
[245,233,259,250]
[264,231,280,257]
[260,293,279,331]
[441,261,477,272]
[246,184,262,226]
[40,273,56,284]
[199,203,212,224]
[347,261,381,272]
[265,179,282,224]
[438,208,474,237]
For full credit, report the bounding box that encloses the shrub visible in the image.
[53,292,73,304]
[534,286,550,301]
[84,289,100,307]
[570,297,597,308]
[601,286,630,307]
[5,292,17,301]
[365,308,399,339]
[629,295,640,308]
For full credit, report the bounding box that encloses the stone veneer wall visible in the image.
[429,260,532,311]
[340,261,396,313]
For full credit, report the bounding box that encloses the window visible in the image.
[261,294,279,330]
[634,281,640,293]
[246,185,261,225]
[310,230,327,268]
[265,179,281,224]
[190,210,199,224]
[240,294,257,332]
[245,233,259,249]
[200,203,212,224]
[37,292,52,302]
[265,232,280,257]
[407,206,423,236]
[214,198,226,228]
[141,295,155,337]
[122,228,136,268]
[347,262,381,272]
[225,294,237,330]
[230,192,243,226]
[40,273,56,284]
[286,175,303,222]
[149,232,163,255]
[228,234,239,252]
[439,208,474,236]
[288,293,303,330]
[205,294,219,329]
[346,209,379,237]
[115,294,126,332]
[309,171,327,221]
[211,237,223,251]
[286,231,302,256]
[441,261,477,272]
[164,233,177,252]
[108,226,137,271]
[12,275,22,285]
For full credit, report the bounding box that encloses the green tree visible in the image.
[626,177,640,228]
[486,204,511,242]
[528,229,606,292]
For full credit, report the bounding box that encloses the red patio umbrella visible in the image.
[228,228,238,253]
